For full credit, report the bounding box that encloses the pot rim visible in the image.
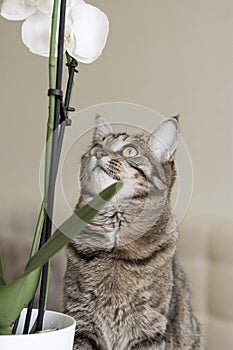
[0,309,76,339]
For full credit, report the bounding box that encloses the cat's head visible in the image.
[80,115,179,208]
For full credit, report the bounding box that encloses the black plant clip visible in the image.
[47,88,63,98]
[61,57,79,125]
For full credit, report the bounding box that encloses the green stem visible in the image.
[44,0,59,202]
[29,204,44,258]
[41,0,60,315]
[30,0,59,261]
[65,51,72,65]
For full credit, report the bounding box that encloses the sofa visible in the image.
[178,219,233,350]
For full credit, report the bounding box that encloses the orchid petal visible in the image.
[1,0,37,20]
[67,0,85,10]
[66,3,109,63]
[22,12,51,57]
[38,0,54,15]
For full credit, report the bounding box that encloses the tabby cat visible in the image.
[64,116,203,350]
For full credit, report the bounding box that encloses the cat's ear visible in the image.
[93,115,113,143]
[148,116,180,162]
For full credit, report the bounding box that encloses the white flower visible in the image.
[1,0,53,20]
[65,2,109,63]
[22,11,52,56]
[1,0,109,63]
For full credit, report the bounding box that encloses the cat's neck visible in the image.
[74,194,178,261]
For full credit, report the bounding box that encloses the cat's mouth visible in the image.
[92,164,121,181]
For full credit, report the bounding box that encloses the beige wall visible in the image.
[0,0,232,221]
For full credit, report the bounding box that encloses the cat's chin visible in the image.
[82,168,118,200]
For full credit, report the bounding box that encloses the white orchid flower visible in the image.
[65,2,109,63]
[1,0,53,21]
[1,0,109,63]
[22,11,52,56]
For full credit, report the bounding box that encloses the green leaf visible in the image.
[0,251,6,286]
[0,269,41,334]
[0,182,122,334]
[25,182,122,275]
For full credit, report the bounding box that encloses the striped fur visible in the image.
[64,117,203,349]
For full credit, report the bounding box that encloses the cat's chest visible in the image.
[80,259,140,299]
[77,262,158,343]
[65,254,172,349]
[76,258,169,321]
[76,256,171,302]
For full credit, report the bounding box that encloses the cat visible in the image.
[63,115,203,350]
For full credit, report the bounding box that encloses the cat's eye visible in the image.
[122,146,138,158]
[92,142,102,148]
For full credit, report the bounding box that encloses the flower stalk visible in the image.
[45,0,60,199]
[23,0,60,333]
[37,0,67,331]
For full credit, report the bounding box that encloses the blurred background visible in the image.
[0,1,232,349]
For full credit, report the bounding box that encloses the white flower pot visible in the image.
[0,309,76,350]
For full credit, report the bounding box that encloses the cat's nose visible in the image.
[95,149,108,159]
